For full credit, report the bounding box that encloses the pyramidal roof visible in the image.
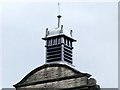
[47,27,71,38]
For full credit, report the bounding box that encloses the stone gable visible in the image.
[14,63,91,89]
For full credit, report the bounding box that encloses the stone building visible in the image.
[13,13,100,90]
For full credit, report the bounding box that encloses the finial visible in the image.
[57,15,61,28]
[60,25,63,33]
[45,28,49,37]
[57,2,62,28]
[70,30,73,37]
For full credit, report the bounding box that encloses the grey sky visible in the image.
[2,2,118,88]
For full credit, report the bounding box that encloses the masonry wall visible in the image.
[18,76,87,89]
[14,64,100,90]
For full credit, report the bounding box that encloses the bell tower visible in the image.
[42,14,76,65]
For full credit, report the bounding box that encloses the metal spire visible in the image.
[57,2,61,28]
[58,2,60,15]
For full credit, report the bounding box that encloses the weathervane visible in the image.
[58,2,60,15]
[57,2,61,28]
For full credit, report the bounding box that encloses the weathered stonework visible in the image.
[14,63,100,90]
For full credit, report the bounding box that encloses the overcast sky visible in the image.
[2,2,118,88]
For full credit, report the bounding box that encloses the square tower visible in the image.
[42,15,76,65]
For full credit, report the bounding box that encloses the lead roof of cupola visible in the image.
[47,27,71,37]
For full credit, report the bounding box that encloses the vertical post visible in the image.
[60,25,63,33]
[45,40,47,63]
[70,30,72,37]
[46,28,48,37]
[61,37,64,62]
[57,15,61,28]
